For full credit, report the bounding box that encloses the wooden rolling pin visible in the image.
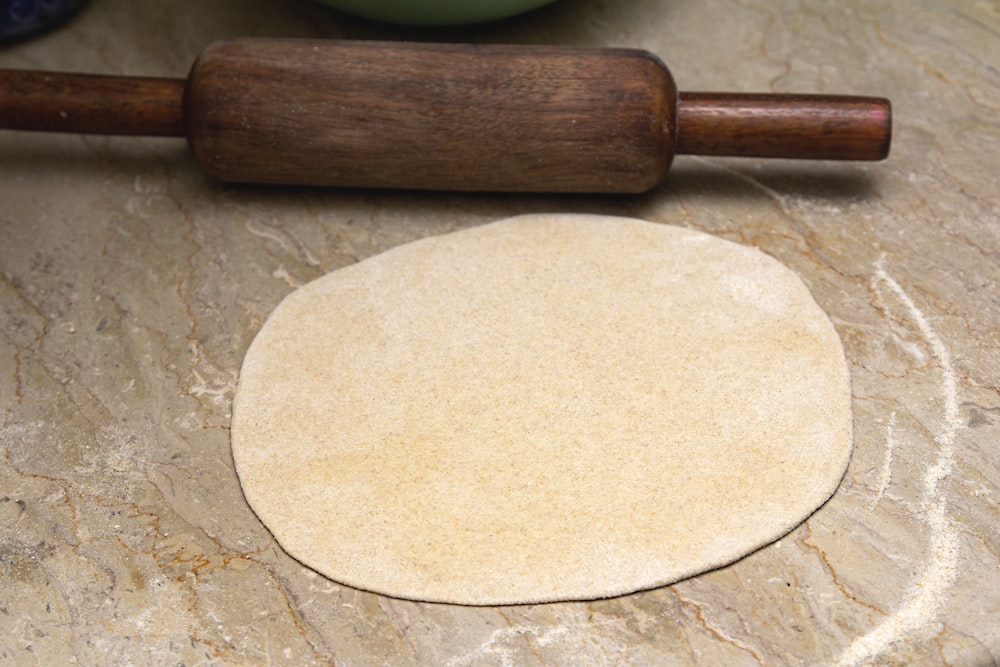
[0,38,891,193]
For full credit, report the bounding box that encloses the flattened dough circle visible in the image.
[231,214,853,605]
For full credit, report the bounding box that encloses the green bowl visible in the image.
[313,0,560,26]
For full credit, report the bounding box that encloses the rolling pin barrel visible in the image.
[184,39,677,193]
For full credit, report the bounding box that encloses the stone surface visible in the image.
[1,0,997,665]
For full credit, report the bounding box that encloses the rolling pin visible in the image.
[0,38,891,193]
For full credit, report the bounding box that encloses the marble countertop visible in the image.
[2,0,997,665]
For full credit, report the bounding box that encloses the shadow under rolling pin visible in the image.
[0,38,891,193]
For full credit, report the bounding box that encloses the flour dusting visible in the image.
[834,259,962,666]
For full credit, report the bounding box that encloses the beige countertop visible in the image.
[1,0,997,665]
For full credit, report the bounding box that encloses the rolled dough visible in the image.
[231,213,853,605]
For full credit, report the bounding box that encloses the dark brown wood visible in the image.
[184,39,676,193]
[0,70,185,136]
[0,39,893,192]
[676,92,891,161]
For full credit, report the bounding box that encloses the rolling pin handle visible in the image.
[675,92,892,161]
[0,70,186,137]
